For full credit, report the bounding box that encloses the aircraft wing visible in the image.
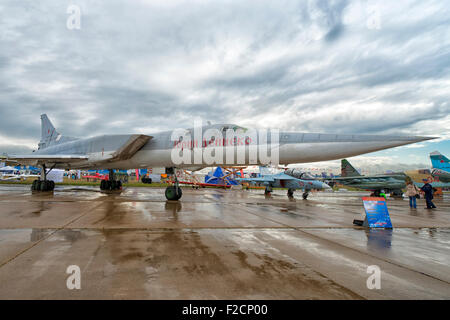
[238,177,276,183]
[5,154,88,166]
[107,134,152,161]
[330,175,365,181]
[331,174,404,181]
[6,134,152,166]
[273,172,300,181]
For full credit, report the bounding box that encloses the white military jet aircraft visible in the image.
[5,114,434,200]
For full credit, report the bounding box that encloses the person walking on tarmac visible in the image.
[421,182,437,209]
[405,181,419,209]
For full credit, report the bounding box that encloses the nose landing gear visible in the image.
[165,167,182,201]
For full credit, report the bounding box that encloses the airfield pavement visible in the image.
[0,184,449,299]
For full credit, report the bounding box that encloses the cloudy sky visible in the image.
[0,0,449,172]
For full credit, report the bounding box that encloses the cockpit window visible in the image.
[221,125,248,133]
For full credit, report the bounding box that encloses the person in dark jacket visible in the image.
[421,182,436,209]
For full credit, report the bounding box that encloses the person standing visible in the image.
[421,182,437,209]
[405,181,419,209]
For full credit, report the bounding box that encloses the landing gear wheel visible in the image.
[31,180,54,192]
[100,180,107,190]
[165,186,182,201]
[302,192,309,200]
[40,181,48,191]
[142,177,152,184]
[287,188,294,198]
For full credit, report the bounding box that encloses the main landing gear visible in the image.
[100,169,123,191]
[287,188,309,199]
[31,179,55,192]
[165,168,182,201]
[287,188,294,198]
[31,164,55,192]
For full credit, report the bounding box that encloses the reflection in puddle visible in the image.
[365,229,393,250]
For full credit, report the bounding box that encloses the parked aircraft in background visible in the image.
[0,166,40,181]
[327,159,408,196]
[238,171,330,199]
[430,151,450,183]
[4,114,434,200]
[404,168,450,188]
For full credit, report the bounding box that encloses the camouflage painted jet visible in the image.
[328,159,408,196]
[238,171,330,199]
[4,114,434,200]
[430,151,450,183]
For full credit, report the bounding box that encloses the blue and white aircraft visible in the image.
[239,170,330,199]
[430,151,450,183]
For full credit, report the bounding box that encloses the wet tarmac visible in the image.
[0,184,449,299]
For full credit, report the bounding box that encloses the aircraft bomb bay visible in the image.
[0,184,449,299]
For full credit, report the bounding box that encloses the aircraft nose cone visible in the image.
[322,182,331,189]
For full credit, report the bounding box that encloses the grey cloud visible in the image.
[0,0,449,156]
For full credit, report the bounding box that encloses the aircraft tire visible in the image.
[31,180,38,191]
[117,180,122,190]
[142,177,152,184]
[302,192,309,200]
[287,188,294,197]
[49,180,55,191]
[165,186,182,200]
[100,180,106,190]
[40,180,48,191]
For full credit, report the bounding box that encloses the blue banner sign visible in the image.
[362,197,393,229]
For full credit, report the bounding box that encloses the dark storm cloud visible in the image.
[0,0,449,154]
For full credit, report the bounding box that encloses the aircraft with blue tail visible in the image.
[430,151,450,183]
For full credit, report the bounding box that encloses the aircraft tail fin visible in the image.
[341,159,360,177]
[38,114,61,150]
[430,151,450,170]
